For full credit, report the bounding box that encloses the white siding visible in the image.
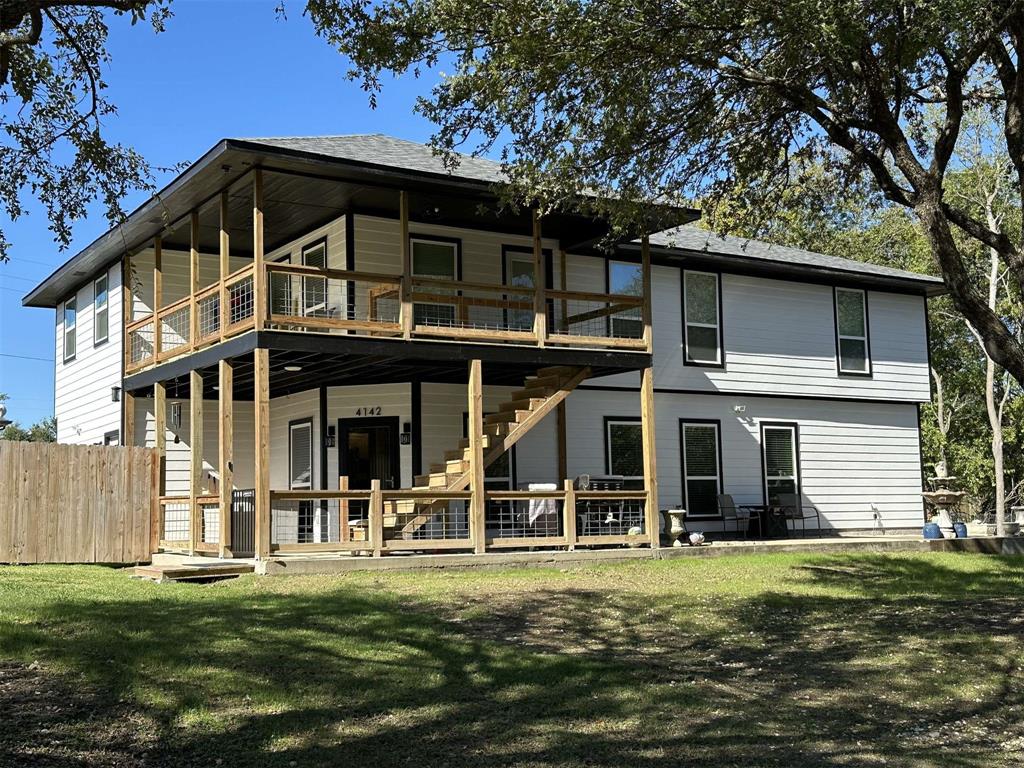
[326,383,413,489]
[578,264,931,403]
[566,388,924,531]
[54,264,123,444]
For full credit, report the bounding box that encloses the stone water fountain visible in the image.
[921,462,966,539]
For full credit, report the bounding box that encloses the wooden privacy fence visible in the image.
[0,441,157,564]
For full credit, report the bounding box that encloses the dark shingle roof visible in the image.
[246,134,508,184]
[648,224,943,287]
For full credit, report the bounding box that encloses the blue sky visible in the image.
[0,0,445,426]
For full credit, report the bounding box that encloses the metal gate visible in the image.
[231,489,256,557]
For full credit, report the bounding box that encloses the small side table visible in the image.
[660,508,687,547]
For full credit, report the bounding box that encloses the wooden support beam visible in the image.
[122,253,133,372]
[563,478,577,551]
[189,212,200,349]
[556,401,567,482]
[641,233,653,353]
[369,478,383,557]
[154,381,166,499]
[219,191,230,341]
[253,347,270,559]
[339,475,350,544]
[189,369,204,555]
[153,236,163,355]
[399,190,412,339]
[253,169,266,330]
[532,209,546,347]
[559,248,568,332]
[467,359,486,554]
[640,365,660,548]
[218,359,233,558]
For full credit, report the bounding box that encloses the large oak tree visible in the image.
[305,0,1024,387]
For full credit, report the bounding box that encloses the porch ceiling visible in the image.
[123,330,649,400]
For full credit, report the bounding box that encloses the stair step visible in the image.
[484,410,529,425]
[523,374,568,390]
[499,397,545,413]
[413,471,463,489]
[445,446,472,460]
[511,385,557,400]
[431,458,469,474]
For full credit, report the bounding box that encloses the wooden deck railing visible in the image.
[263,479,648,556]
[126,261,649,373]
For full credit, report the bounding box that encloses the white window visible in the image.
[504,247,536,331]
[684,270,721,365]
[63,295,77,362]
[289,419,315,545]
[762,423,799,504]
[411,237,458,326]
[94,274,109,345]
[835,287,870,374]
[607,261,643,338]
[680,421,721,517]
[301,240,327,317]
[606,419,643,478]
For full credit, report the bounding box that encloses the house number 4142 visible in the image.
[355,406,382,416]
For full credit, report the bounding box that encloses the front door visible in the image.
[338,416,401,491]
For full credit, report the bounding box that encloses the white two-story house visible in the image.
[23,135,942,560]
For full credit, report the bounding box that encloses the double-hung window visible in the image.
[63,296,77,362]
[504,247,537,332]
[607,261,643,339]
[605,418,643,478]
[683,270,722,365]
[289,419,314,543]
[762,423,799,504]
[93,274,109,345]
[301,240,328,318]
[834,287,870,374]
[680,421,722,517]
[411,237,458,326]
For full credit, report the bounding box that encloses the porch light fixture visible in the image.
[325,425,336,448]
[111,386,121,403]
[284,365,302,372]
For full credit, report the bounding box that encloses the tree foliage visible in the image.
[0,1,172,262]
[306,0,1024,388]
[0,394,56,441]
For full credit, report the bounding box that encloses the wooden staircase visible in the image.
[391,365,591,538]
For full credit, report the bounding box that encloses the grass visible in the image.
[2,552,1024,766]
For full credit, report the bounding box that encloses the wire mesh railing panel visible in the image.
[159,303,191,356]
[267,265,401,329]
[549,294,643,340]
[575,495,646,537]
[161,499,190,542]
[127,318,155,367]
[411,283,536,334]
[226,274,254,328]
[485,496,563,538]
[196,291,221,343]
[384,497,471,541]
[200,500,220,545]
[270,495,373,547]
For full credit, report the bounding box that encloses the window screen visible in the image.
[681,422,720,517]
[835,288,869,373]
[607,420,643,477]
[684,271,721,364]
[763,425,798,502]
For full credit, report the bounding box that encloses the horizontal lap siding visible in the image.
[131,247,249,316]
[54,264,123,444]
[327,383,412,489]
[566,389,924,531]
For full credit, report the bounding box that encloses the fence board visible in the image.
[0,441,157,564]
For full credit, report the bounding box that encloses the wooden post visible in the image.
[556,401,567,482]
[641,233,653,353]
[559,247,568,332]
[219,190,230,341]
[399,190,412,339]
[563,478,577,551]
[253,169,266,330]
[640,365,660,548]
[467,359,486,553]
[369,478,383,557]
[189,369,204,554]
[339,475,350,543]
[189,211,200,349]
[150,450,160,556]
[154,381,166,500]
[153,236,163,357]
[123,390,135,448]
[122,253,133,370]
[218,359,233,558]
[532,209,546,346]
[253,348,270,559]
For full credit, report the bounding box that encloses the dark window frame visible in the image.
[288,417,315,491]
[604,259,644,339]
[300,237,329,316]
[682,269,725,368]
[679,418,724,519]
[93,272,109,347]
[501,244,553,332]
[759,421,802,505]
[62,294,77,363]
[833,286,873,377]
[409,233,463,327]
[603,415,643,478]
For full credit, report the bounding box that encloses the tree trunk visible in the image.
[983,205,1007,537]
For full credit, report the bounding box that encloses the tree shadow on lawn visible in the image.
[1,558,1023,767]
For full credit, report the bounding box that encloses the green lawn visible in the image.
[2,553,1024,767]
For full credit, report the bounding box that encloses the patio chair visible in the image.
[776,493,822,537]
[717,494,761,539]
